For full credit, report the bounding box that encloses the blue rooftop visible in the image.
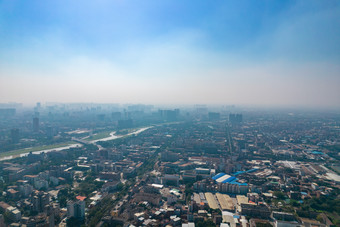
[222,176,236,183]
[232,171,245,176]
[246,168,259,173]
[311,151,324,155]
[230,181,248,186]
[212,173,225,180]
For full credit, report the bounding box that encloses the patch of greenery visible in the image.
[195,219,216,227]
[273,191,286,200]
[84,131,112,141]
[0,142,76,158]
[74,176,104,196]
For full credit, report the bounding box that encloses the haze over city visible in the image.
[1,2,340,227]
[0,0,340,108]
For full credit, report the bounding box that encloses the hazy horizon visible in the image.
[1,1,340,109]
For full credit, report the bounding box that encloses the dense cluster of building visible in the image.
[0,104,339,226]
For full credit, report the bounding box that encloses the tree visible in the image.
[274,191,285,200]
[67,217,84,226]
[195,219,216,227]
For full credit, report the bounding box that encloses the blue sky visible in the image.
[0,0,339,108]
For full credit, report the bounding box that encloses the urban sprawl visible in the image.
[0,103,339,227]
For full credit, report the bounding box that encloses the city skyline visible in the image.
[1,0,340,108]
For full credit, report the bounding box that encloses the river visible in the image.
[0,126,152,161]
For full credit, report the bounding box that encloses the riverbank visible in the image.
[0,126,152,161]
[0,142,78,160]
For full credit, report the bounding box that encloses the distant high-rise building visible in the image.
[174,108,180,116]
[34,102,41,113]
[195,105,208,114]
[229,114,242,124]
[46,126,54,138]
[31,191,50,213]
[111,112,122,120]
[209,112,220,121]
[33,117,39,132]
[67,197,85,220]
[159,109,179,121]
[10,128,19,143]
[165,110,177,121]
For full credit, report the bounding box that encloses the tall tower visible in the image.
[11,128,19,143]
[0,214,5,227]
[33,117,39,132]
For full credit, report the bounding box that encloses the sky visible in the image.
[0,0,340,108]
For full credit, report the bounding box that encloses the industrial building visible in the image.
[215,193,234,211]
[204,192,219,210]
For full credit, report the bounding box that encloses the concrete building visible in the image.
[241,203,271,219]
[161,151,179,162]
[182,223,195,227]
[205,193,219,210]
[67,197,85,220]
[216,193,234,211]
[10,128,19,143]
[272,212,296,222]
[33,117,39,132]
[31,191,50,213]
[6,206,21,222]
[162,175,179,186]
[19,183,33,198]
[208,112,220,121]
[0,214,4,227]
[236,195,248,205]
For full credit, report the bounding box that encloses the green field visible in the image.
[84,131,113,141]
[85,127,146,141]
[0,126,154,160]
[0,142,77,159]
